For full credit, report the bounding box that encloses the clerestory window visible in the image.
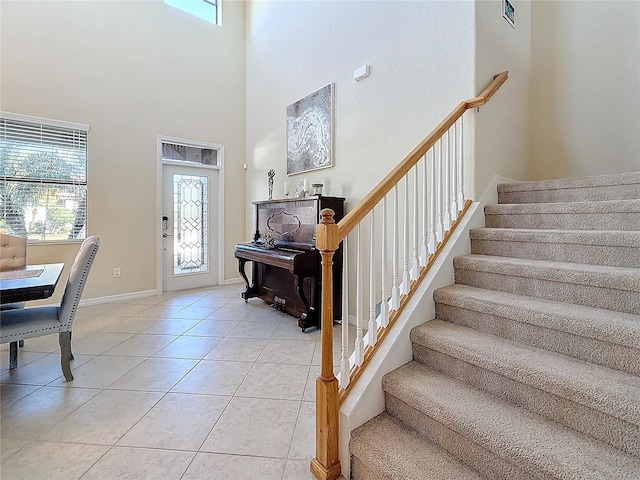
[164,0,220,25]
[0,113,89,242]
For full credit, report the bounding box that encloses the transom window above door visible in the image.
[164,0,220,26]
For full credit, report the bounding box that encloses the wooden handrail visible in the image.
[312,71,508,480]
[337,71,508,241]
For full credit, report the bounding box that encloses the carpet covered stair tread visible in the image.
[453,254,640,292]
[433,284,640,350]
[411,320,640,427]
[350,412,486,480]
[469,228,640,267]
[484,199,640,230]
[383,362,640,479]
[486,199,640,215]
[469,227,640,247]
[497,172,640,204]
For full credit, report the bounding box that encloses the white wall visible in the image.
[1,0,246,301]
[530,0,640,179]
[245,0,476,235]
[473,0,531,197]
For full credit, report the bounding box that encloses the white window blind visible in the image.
[0,113,89,242]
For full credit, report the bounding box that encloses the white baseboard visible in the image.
[79,290,158,307]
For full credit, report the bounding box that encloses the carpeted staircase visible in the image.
[350,172,640,479]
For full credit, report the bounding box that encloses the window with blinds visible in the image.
[0,113,89,242]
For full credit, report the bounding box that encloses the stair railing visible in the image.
[311,71,509,480]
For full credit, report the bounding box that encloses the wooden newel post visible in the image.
[310,208,341,480]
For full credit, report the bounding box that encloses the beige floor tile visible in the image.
[0,386,100,440]
[76,303,114,315]
[236,363,309,400]
[0,353,94,386]
[257,339,316,365]
[288,401,315,460]
[142,317,202,335]
[204,337,267,362]
[171,360,252,395]
[283,459,317,480]
[167,305,219,320]
[102,303,154,317]
[182,452,286,480]
[200,396,300,458]
[205,307,253,322]
[69,332,134,355]
[136,304,187,318]
[0,441,109,480]
[242,307,287,324]
[0,350,47,375]
[80,446,194,480]
[103,334,176,356]
[73,315,128,332]
[303,365,320,402]
[108,357,197,391]
[39,389,163,445]
[271,317,320,340]
[0,383,40,409]
[0,437,30,463]
[185,320,239,337]
[154,335,222,359]
[99,316,163,334]
[117,393,230,450]
[48,355,146,389]
[227,320,281,339]
[190,296,231,308]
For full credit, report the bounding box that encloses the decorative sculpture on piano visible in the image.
[267,169,275,200]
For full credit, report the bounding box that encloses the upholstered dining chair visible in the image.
[1,233,28,311]
[1,233,28,354]
[0,235,99,381]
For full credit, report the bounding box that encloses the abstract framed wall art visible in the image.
[286,83,334,175]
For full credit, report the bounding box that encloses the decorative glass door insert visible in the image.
[172,173,209,275]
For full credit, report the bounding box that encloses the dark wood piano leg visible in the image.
[238,258,257,302]
[294,275,317,332]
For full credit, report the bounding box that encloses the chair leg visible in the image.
[69,331,74,361]
[18,340,24,348]
[59,332,74,381]
[9,341,18,370]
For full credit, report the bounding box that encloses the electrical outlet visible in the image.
[113,267,121,278]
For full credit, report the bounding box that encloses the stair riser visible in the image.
[435,303,640,376]
[384,394,539,480]
[484,212,640,230]
[412,344,640,458]
[498,184,640,204]
[454,269,640,314]
[351,457,388,480]
[471,238,640,268]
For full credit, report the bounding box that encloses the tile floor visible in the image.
[0,284,347,480]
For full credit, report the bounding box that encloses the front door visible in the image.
[161,163,219,292]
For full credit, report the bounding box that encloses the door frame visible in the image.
[156,134,225,294]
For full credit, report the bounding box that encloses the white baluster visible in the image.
[451,122,459,219]
[380,197,389,328]
[421,157,429,266]
[444,130,452,231]
[339,236,350,389]
[437,139,445,242]
[368,212,377,345]
[429,151,437,254]
[402,176,410,295]
[411,166,420,281]
[391,186,400,310]
[354,225,364,367]
[458,117,465,210]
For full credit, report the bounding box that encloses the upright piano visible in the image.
[234,196,345,331]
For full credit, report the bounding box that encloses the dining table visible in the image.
[0,263,65,305]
